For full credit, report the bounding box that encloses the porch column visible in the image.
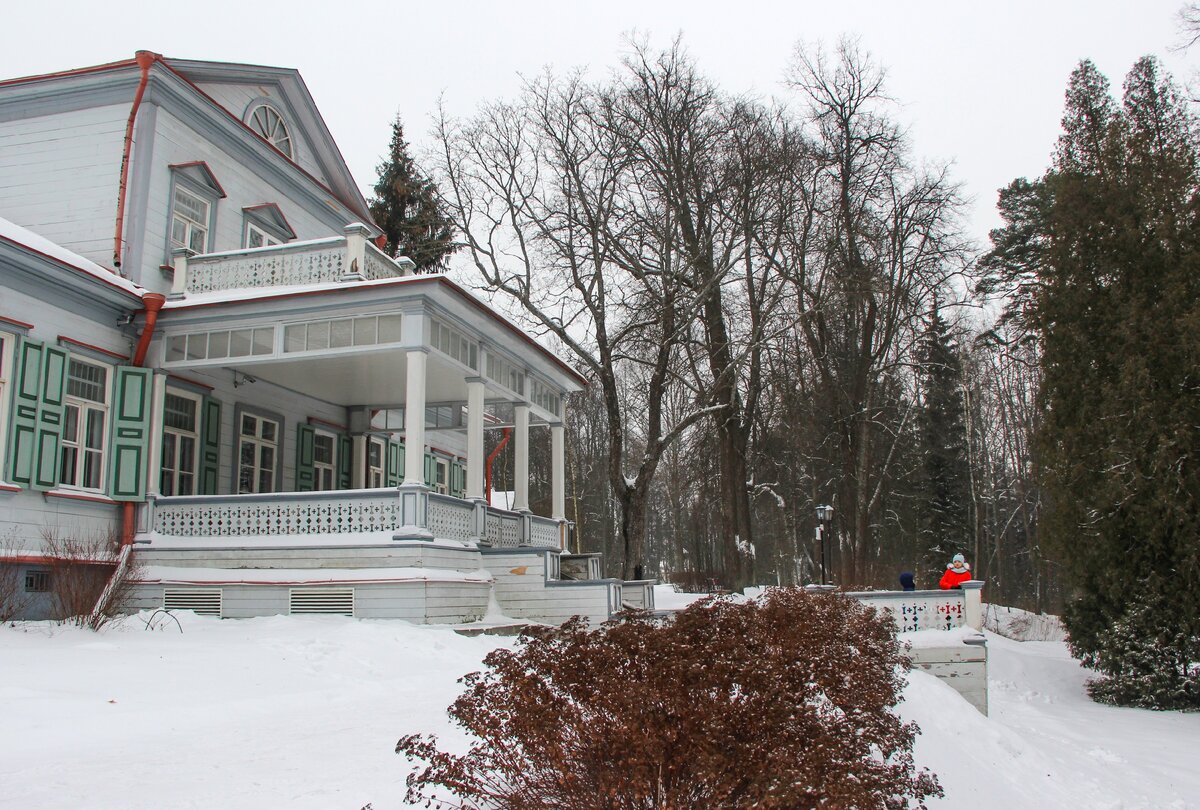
[403,349,428,486]
[466,378,485,500]
[513,403,530,512]
[396,347,432,540]
[551,421,565,520]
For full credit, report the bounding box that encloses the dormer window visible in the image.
[171,186,211,253]
[248,104,293,158]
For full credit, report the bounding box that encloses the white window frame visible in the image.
[59,357,110,492]
[0,333,12,478]
[237,412,280,494]
[247,104,294,158]
[434,457,450,495]
[245,221,281,250]
[160,388,202,497]
[366,436,385,488]
[170,184,213,255]
[312,429,337,492]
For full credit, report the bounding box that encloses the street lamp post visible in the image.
[816,505,834,585]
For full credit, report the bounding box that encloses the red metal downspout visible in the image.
[113,51,159,270]
[121,293,166,546]
[484,427,512,507]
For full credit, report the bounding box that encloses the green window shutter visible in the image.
[7,337,45,487]
[385,440,404,486]
[424,452,435,488]
[338,434,352,489]
[32,346,68,492]
[198,396,221,495]
[107,366,152,501]
[295,423,315,492]
[451,461,465,498]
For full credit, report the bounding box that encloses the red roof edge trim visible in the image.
[0,56,140,89]
[0,233,145,303]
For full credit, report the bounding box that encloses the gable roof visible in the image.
[0,53,376,227]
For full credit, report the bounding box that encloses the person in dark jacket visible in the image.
[899,571,916,591]
[939,553,972,590]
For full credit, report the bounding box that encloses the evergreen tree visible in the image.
[988,57,1200,708]
[369,117,457,272]
[916,303,972,576]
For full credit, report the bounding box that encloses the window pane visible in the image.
[259,469,273,493]
[171,218,187,248]
[62,405,79,442]
[162,434,176,469]
[314,434,334,463]
[186,334,207,361]
[180,436,195,471]
[253,328,273,355]
[240,443,255,466]
[247,228,264,249]
[239,464,254,493]
[284,325,305,353]
[166,335,186,362]
[82,449,102,489]
[207,331,230,359]
[60,446,77,486]
[261,420,277,442]
[230,330,252,357]
[378,314,402,342]
[353,317,376,346]
[330,319,353,348]
[188,227,207,253]
[68,360,107,403]
[84,409,104,450]
[179,471,194,496]
[241,414,256,437]
[368,441,382,467]
[307,322,329,351]
[164,394,197,430]
[174,187,209,225]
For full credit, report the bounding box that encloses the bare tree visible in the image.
[764,40,971,585]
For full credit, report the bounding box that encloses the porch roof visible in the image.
[154,273,584,414]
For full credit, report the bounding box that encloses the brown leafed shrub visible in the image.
[42,529,139,629]
[397,587,941,809]
[0,532,33,622]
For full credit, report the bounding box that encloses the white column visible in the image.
[551,422,565,520]
[350,435,366,489]
[466,378,485,500]
[403,349,427,486]
[513,403,530,512]
[961,580,985,631]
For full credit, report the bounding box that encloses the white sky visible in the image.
[0,0,1192,248]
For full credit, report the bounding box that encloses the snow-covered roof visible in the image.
[137,565,492,586]
[0,214,146,300]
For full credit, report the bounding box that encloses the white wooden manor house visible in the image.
[0,52,651,623]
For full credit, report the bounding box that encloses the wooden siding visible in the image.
[192,82,329,185]
[0,104,128,267]
[908,644,988,715]
[135,107,352,293]
[482,550,614,624]
[135,543,484,571]
[126,579,491,623]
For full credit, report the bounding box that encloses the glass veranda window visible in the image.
[313,431,336,491]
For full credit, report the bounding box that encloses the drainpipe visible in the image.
[113,50,159,271]
[121,292,166,545]
[94,292,165,623]
[485,427,512,507]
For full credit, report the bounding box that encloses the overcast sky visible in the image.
[1,0,1192,248]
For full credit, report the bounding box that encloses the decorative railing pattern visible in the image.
[484,507,522,548]
[186,238,347,293]
[848,590,967,632]
[362,241,402,281]
[528,515,561,548]
[150,490,400,537]
[178,228,414,295]
[428,493,475,543]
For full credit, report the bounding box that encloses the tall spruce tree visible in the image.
[369,117,457,272]
[916,303,972,578]
[987,57,1200,708]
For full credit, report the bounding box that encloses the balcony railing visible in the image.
[141,488,564,549]
[170,224,415,295]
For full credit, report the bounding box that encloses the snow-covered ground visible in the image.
[1,608,1198,809]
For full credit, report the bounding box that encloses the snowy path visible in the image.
[1,615,1197,808]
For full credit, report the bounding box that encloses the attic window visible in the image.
[248,104,293,158]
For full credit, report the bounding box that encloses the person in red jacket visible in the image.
[939,553,972,589]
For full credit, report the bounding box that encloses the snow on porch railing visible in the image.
[145,489,401,537]
[171,224,413,295]
[841,582,985,633]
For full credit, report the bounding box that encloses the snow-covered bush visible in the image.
[397,587,942,809]
[1075,587,1200,711]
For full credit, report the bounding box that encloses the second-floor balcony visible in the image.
[169,224,416,296]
